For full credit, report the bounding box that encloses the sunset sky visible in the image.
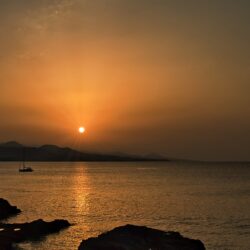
[0,0,249,161]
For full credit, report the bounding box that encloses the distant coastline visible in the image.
[0,141,168,162]
[1,141,250,163]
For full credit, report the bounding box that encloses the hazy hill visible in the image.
[0,141,167,162]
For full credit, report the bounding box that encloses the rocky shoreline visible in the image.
[0,198,206,250]
[0,219,70,250]
[0,198,71,249]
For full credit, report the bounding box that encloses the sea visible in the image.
[0,161,249,250]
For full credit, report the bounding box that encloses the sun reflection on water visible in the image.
[72,166,91,215]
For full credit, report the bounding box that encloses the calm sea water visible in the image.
[0,162,249,250]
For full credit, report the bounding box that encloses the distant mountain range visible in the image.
[0,141,168,162]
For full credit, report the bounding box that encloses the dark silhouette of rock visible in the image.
[0,238,12,250]
[0,219,71,250]
[0,198,21,220]
[78,224,206,250]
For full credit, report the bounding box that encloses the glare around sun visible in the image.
[79,127,85,134]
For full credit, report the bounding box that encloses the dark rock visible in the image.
[0,198,21,220]
[0,238,12,250]
[0,219,71,249]
[78,224,206,250]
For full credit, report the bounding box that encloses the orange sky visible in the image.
[0,0,250,160]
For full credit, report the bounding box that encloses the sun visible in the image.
[78,127,85,134]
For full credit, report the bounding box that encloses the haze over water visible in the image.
[0,162,249,250]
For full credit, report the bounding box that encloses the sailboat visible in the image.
[19,147,33,172]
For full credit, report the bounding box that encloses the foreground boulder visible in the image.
[78,224,205,250]
[0,219,71,250]
[0,198,21,220]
